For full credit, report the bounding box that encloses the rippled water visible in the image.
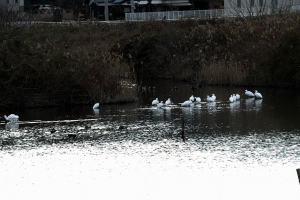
[1,80,300,200]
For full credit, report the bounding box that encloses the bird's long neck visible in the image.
[4,115,8,120]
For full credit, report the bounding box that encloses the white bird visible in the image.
[212,94,216,101]
[229,95,234,102]
[255,90,263,98]
[165,98,171,106]
[93,103,99,109]
[157,101,164,108]
[233,94,237,101]
[207,95,214,102]
[4,114,19,122]
[236,94,240,100]
[189,95,195,102]
[152,98,159,105]
[181,100,193,107]
[245,90,255,97]
[195,97,201,103]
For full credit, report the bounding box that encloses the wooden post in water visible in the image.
[181,117,186,143]
[296,169,300,184]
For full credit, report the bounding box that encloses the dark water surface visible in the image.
[1,80,300,200]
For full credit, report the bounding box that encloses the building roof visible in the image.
[89,0,125,6]
[90,0,191,6]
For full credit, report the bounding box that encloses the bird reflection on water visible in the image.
[5,123,19,130]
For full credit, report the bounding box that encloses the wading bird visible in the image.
[207,95,214,102]
[165,98,171,106]
[255,90,263,99]
[196,97,201,103]
[152,98,159,105]
[229,95,234,102]
[212,94,216,101]
[189,95,195,102]
[157,101,164,108]
[245,90,255,97]
[181,100,193,107]
[233,94,237,101]
[4,114,19,122]
[93,103,99,109]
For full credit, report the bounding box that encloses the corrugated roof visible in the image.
[89,0,125,5]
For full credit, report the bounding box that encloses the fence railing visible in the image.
[125,5,300,21]
[125,9,225,21]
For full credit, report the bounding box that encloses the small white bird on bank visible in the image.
[255,90,263,98]
[181,100,193,107]
[245,90,255,97]
[165,98,171,106]
[93,103,99,109]
[195,97,201,103]
[236,94,240,100]
[152,98,159,105]
[157,101,164,108]
[229,95,234,102]
[4,114,19,122]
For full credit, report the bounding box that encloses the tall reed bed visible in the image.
[1,13,300,108]
[0,24,135,108]
[115,13,300,87]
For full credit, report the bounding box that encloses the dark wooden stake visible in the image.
[181,117,186,143]
[296,168,300,184]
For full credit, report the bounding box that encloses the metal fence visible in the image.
[125,9,225,21]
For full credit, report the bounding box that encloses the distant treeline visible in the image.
[1,13,300,108]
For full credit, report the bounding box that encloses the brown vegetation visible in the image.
[1,12,300,108]
[0,24,136,108]
[115,13,300,87]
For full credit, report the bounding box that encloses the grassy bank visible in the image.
[114,13,300,87]
[1,13,300,108]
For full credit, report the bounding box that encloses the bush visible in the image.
[53,9,63,22]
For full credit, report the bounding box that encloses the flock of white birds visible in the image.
[3,90,263,122]
[152,89,263,108]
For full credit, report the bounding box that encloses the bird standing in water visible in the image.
[255,90,263,98]
[152,98,159,105]
[93,103,100,109]
[4,114,19,122]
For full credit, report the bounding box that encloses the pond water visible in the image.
[1,80,300,200]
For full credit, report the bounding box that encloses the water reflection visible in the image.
[245,98,255,110]
[92,108,100,118]
[255,99,263,111]
[206,102,217,114]
[229,101,240,113]
[164,107,171,121]
[181,107,194,119]
[5,123,19,130]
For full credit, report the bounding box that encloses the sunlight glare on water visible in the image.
[1,83,300,200]
[1,123,300,200]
